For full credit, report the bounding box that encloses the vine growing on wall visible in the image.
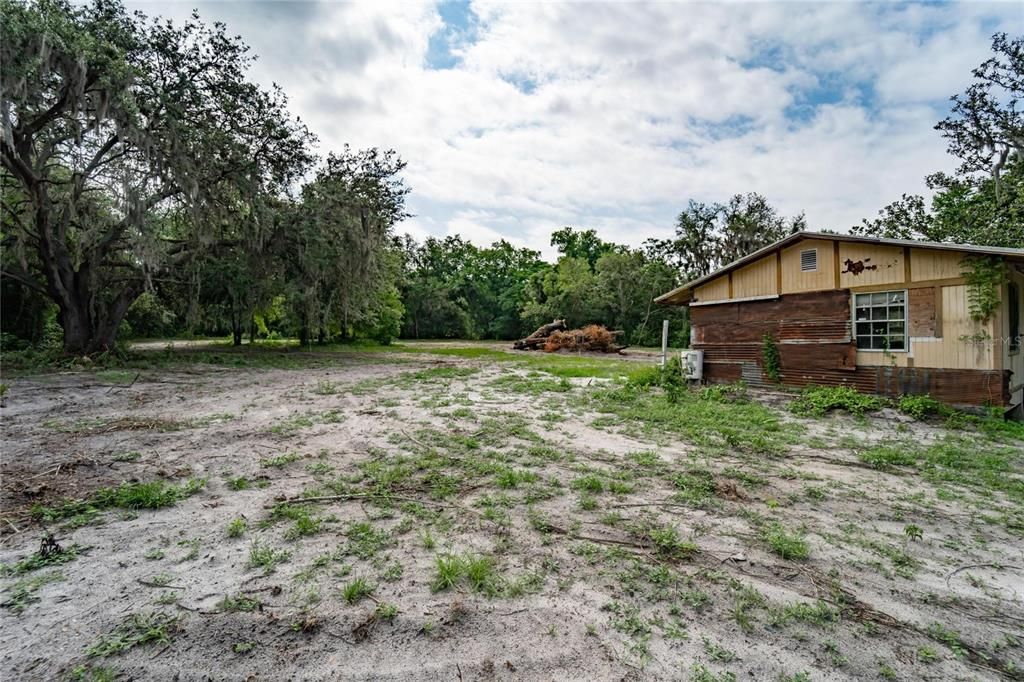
[961,256,1008,323]
[761,333,782,383]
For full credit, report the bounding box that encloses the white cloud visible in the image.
[136,0,1022,259]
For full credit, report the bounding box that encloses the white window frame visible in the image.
[852,289,908,352]
[800,248,818,272]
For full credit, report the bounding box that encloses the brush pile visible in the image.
[513,320,627,353]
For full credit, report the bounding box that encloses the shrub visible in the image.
[897,394,946,420]
[790,386,886,416]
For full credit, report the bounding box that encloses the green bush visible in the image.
[897,394,946,420]
[790,386,886,416]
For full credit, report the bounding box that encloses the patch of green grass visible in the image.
[2,570,63,612]
[68,664,117,682]
[218,593,262,612]
[689,664,736,682]
[489,373,571,395]
[702,636,738,662]
[858,442,917,470]
[86,612,177,657]
[432,553,500,595]
[762,522,809,560]
[494,467,539,489]
[313,379,338,395]
[268,414,315,436]
[247,540,290,572]
[112,451,142,462]
[768,600,838,626]
[345,522,391,559]
[32,478,206,522]
[1,543,84,576]
[926,622,967,658]
[593,382,793,454]
[341,577,375,604]
[284,511,323,540]
[897,394,945,420]
[790,385,885,416]
[645,524,697,560]
[226,476,250,491]
[672,470,716,508]
[261,452,301,468]
[226,517,247,538]
[572,474,604,493]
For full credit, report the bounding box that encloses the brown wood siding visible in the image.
[908,287,937,337]
[692,289,852,345]
[691,289,1010,406]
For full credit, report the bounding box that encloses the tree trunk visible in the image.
[58,286,136,355]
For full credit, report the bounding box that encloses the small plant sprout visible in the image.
[904,524,924,541]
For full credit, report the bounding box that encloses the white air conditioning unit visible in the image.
[680,350,704,381]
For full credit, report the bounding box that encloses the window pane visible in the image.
[871,322,888,335]
[888,306,903,320]
[871,336,887,349]
[856,335,871,349]
[856,307,870,320]
[856,322,872,335]
[871,308,886,320]
[890,291,905,303]
[888,336,905,350]
[855,294,871,306]
[871,292,888,305]
[888,322,904,335]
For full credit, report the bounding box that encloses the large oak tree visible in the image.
[1,0,312,353]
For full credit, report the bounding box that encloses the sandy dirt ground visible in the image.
[1,346,1022,681]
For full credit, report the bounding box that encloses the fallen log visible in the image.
[513,319,566,350]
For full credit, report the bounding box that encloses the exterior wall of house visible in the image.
[780,239,835,294]
[911,250,964,282]
[685,237,1020,406]
[694,276,730,303]
[732,256,777,299]
[838,243,904,288]
[1001,268,1024,407]
[691,290,1009,405]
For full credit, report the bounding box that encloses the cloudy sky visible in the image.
[139,1,1020,259]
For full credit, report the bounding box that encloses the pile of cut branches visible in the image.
[513,320,626,353]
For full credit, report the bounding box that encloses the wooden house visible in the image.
[656,232,1024,409]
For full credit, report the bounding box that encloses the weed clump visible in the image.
[86,612,178,657]
[790,386,885,416]
[431,553,501,595]
[762,522,810,560]
[32,479,206,522]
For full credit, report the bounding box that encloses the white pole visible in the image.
[660,319,669,368]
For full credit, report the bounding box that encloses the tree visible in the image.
[856,34,1024,249]
[719,192,793,264]
[854,161,1023,248]
[521,257,598,330]
[550,226,615,270]
[282,147,410,345]
[644,200,720,281]
[935,33,1023,187]
[1,0,313,353]
[645,194,801,282]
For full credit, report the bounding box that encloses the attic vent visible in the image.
[800,249,818,272]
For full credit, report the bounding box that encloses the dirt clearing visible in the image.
[1,345,1022,681]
